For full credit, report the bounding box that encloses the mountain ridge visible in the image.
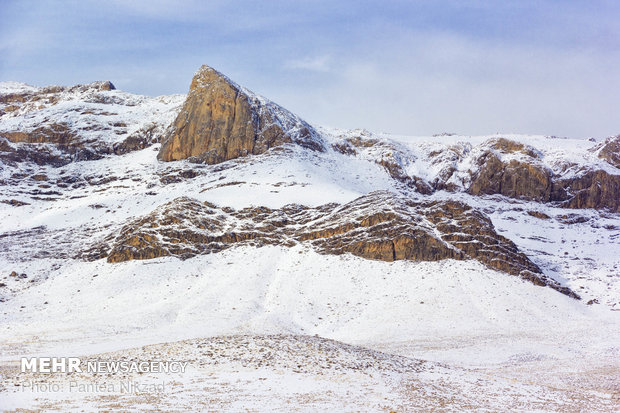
[1,65,619,304]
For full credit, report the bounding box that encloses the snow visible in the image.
[0,246,607,354]
[0,81,619,411]
[0,81,40,94]
[381,132,620,179]
[1,247,618,410]
[0,81,184,148]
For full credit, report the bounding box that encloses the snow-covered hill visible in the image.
[0,68,618,411]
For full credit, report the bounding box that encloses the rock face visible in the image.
[552,170,620,212]
[158,65,324,164]
[331,133,620,212]
[469,153,553,202]
[468,138,551,201]
[464,138,620,212]
[597,135,620,168]
[96,191,576,298]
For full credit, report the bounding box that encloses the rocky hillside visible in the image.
[1,65,619,412]
[1,64,619,304]
[98,191,573,296]
[0,80,183,166]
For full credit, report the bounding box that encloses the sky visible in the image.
[1,0,619,138]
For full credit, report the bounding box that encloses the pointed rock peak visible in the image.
[189,65,238,92]
[158,64,324,164]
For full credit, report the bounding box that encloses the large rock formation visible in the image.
[93,191,576,297]
[466,138,620,212]
[467,138,551,201]
[158,65,324,164]
[552,170,620,212]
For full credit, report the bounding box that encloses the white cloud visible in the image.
[266,31,620,138]
[2,1,619,138]
[284,55,332,73]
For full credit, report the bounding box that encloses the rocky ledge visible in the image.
[89,191,576,298]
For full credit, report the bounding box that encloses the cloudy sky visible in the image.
[1,0,619,138]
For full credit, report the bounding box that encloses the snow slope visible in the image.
[0,81,619,411]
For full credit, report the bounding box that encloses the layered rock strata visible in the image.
[96,191,576,298]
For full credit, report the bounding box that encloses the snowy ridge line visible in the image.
[75,190,576,297]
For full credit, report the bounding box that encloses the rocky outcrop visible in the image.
[0,81,115,110]
[465,138,620,212]
[112,123,164,155]
[551,170,620,212]
[158,65,324,164]
[331,134,620,212]
[0,80,181,166]
[0,136,106,167]
[468,138,552,201]
[597,135,620,169]
[0,122,168,166]
[96,191,576,298]
[469,153,553,201]
[0,122,109,166]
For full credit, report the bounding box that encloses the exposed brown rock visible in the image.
[88,81,116,91]
[0,81,115,111]
[0,80,165,167]
[0,137,69,166]
[0,199,30,207]
[551,170,620,212]
[112,123,162,155]
[486,137,540,158]
[158,65,323,164]
[597,135,620,169]
[98,191,576,298]
[465,138,620,212]
[468,150,552,202]
[527,210,550,220]
[469,153,620,212]
[31,174,48,181]
[2,123,78,145]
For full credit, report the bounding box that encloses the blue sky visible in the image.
[1,0,619,137]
